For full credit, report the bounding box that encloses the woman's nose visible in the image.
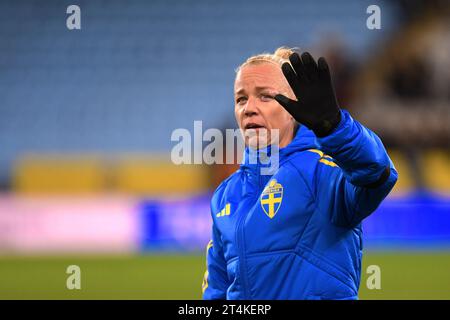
[244,97,258,116]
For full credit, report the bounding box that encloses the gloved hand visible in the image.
[274,52,342,137]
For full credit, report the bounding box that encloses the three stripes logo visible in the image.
[216,203,231,218]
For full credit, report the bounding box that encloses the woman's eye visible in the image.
[236,97,247,104]
[261,94,274,101]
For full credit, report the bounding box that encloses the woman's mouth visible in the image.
[244,123,266,130]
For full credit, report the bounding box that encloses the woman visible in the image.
[202,48,397,300]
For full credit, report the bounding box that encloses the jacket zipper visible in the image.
[235,167,262,299]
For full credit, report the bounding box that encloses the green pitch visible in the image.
[0,252,449,299]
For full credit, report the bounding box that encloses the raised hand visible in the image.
[274,52,341,137]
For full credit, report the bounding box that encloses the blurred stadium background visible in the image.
[0,0,449,299]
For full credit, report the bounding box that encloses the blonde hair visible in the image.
[235,47,297,73]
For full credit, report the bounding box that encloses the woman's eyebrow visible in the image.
[235,88,246,95]
[254,86,276,92]
[235,86,277,95]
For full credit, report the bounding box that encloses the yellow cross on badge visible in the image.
[260,179,283,219]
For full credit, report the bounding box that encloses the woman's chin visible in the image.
[246,136,270,150]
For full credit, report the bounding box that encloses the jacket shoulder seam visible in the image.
[212,169,241,197]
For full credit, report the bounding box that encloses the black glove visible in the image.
[274,52,341,137]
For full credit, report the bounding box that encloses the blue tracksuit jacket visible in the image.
[202,110,398,300]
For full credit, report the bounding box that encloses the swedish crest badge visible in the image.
[260,179,283,219]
